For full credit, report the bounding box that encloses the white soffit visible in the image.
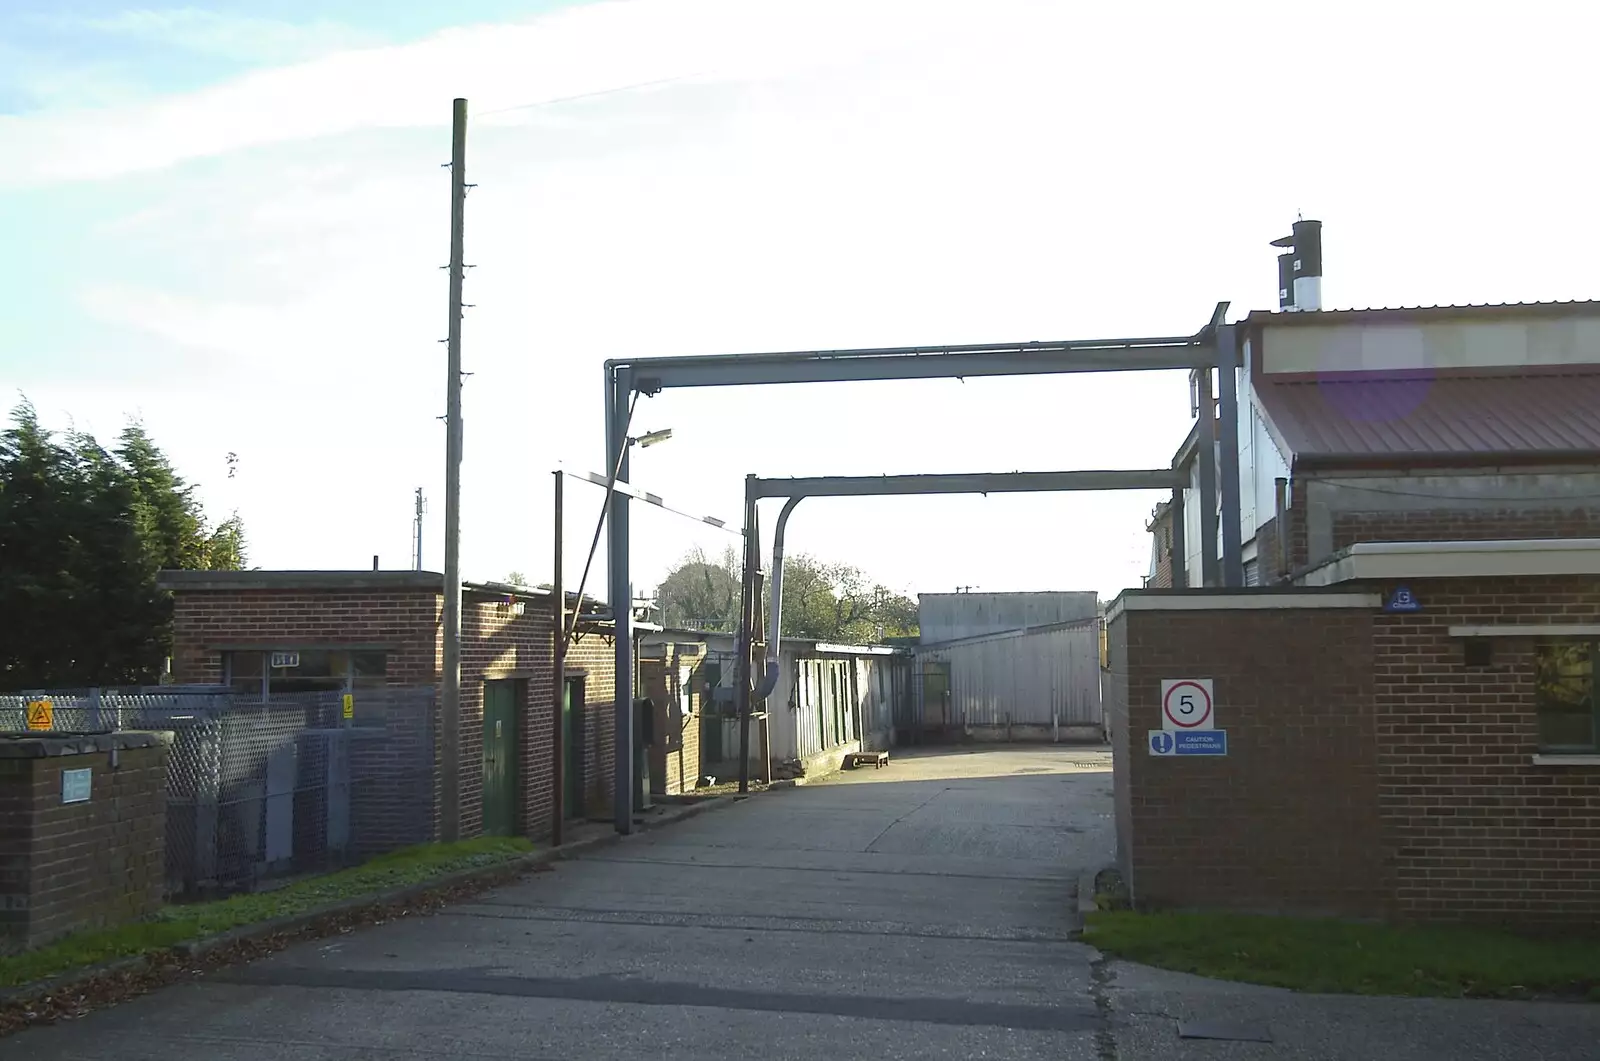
[1299,539,1600,587]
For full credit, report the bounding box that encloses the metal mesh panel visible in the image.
[1,686,437,898]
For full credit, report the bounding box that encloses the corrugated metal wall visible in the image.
[784,654,908,762]
[918,592,1100,643]
[913,621,1102,730]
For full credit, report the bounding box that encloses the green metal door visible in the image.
[482,680,518,836]
[563,678,584,818]
[701,662,722,763]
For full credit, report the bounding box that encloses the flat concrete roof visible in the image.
[159,570,449,592]
[157,570,616,609]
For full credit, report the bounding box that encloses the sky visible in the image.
[3,0,1597,604]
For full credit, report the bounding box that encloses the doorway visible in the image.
[563,676,586,819]
[482,680,521,836]
[920,661,952,738]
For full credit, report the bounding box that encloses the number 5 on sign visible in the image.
[1160,679,1215,731]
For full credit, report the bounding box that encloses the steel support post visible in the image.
[1195,367,1220,588]
[606,369,634,834]
[1215,324,1244,587]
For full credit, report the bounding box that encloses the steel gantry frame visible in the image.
[602,303,1244,833]
[733,467,1186,791]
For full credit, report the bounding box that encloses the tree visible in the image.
[652,547,918,641]
[655,546,741,631]
[0,400,249,689]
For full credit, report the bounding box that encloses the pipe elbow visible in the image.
[752,660,780,701]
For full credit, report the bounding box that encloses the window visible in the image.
[1535,642,1598,752]
[222,649,389,699]
[226,650,264,697]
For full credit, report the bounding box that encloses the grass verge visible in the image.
[1084,910,1600,1001]
[0,837,534,989]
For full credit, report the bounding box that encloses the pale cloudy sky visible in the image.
[3,0,1595,602]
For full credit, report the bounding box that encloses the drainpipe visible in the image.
[752,497,802,702]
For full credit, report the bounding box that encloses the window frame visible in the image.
[223,648,389,700]
[1534,639,1599,755]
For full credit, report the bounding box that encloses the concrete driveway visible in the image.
[3,745,1596,1060]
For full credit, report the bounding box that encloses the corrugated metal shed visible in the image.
[1254,373,1600,462]
[918,591,1100,643]
[913,620,1102,732]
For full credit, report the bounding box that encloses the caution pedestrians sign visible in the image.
[26,700,53,731]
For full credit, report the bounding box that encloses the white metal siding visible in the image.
[918,592,1099,642]
[784,654,906,761]
[914,622,1102,729]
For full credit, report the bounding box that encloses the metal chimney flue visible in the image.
[1270,218,1322,312]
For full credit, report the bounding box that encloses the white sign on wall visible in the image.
[62,768,92,804]
[1160,679,1215,731]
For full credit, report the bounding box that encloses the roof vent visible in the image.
[1269,218,1322,312]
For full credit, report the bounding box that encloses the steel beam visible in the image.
[1215,323,1245,587]
[753,469,1183,500]
[611,334,1215,392]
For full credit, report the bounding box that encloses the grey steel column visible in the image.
[1169,488,1186,589]
[606,368,634,834]
[1215,324,1244,587]
[1195,367,1220,588]
[736,475,758,794]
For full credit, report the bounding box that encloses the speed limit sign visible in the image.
[1161,679,1214,730]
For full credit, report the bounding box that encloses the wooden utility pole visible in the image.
[441,98,468,842]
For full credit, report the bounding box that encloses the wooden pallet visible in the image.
[848,751,890,769]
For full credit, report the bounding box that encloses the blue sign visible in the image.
[1173,729,1227,755]
[1384,585,1421,613]
[1149,729,1228,756]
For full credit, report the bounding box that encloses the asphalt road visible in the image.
[3,745,1596,1060]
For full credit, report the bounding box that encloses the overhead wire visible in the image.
[475,72,709,118]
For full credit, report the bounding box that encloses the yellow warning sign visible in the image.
[342,693,354,720]
[26,700,53,731]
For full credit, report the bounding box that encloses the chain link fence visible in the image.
[1,686,436,898]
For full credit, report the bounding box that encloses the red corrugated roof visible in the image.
[1244,300,1600,327]
[1254,372,1600,463]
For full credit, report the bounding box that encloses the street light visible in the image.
[630,427,673,449]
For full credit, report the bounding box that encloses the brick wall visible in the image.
[642,644,705,796]
[1334,508,1600,553]
[1108,599,1385,918]
[1110,579,1600,926]
[1145,509,1175,589]
[1255,516,1285,584]
[1371,575,1600,925]
[0,735,168,952]
[563,634,618,823]
[1287,488,1309,572]
[482,601,619,838]
[170,587,440,686]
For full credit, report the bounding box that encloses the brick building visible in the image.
[159,570,633,843]
[1107,540,1600,927]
